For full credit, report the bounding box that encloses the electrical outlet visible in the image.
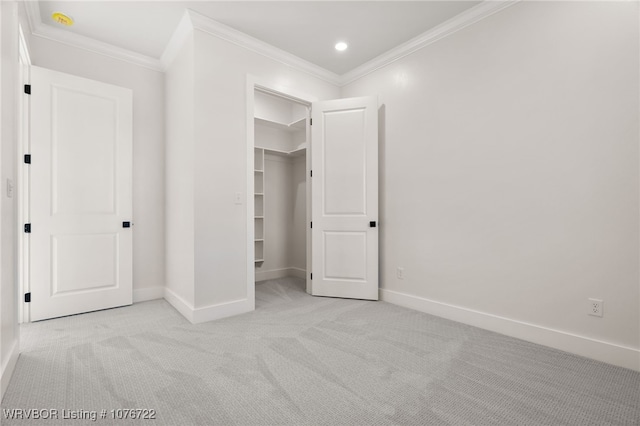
[588,298,603,317]
[396,267,404,280]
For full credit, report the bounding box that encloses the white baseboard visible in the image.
[288,267,306,279]
[1,339,19,402]
[164,288,253,324]
[380,288,640,372]
[163,287,196,323]
[256,267,306,282]
[192,298,252,324]
[133,286,165,303]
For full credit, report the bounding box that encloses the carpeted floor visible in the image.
[2,277,639,425]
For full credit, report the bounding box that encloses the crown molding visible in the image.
[23,1,163,72]
[187,10,342,86]
[341,0,520,86]
[160,10,193,69]
[22,1,518,85]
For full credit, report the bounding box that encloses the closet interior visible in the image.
[253,89,309,283]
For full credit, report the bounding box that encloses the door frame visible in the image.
[245,75,317,307]
[17,24,31,323]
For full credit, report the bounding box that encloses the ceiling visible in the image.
[35,1,481,75]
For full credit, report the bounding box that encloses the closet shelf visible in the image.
[255,116,306,133]
[257,144,307,158]
[289,146,306,157]
[254,146,265,264]
[289,117,306,130]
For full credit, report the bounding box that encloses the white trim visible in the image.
[246,76,257,313]
[192,298,252,324]
[133,287,164,303]
[18,25,31,66]
[21,2,519,85]
[23,2,163,72]
[341,0,519,85]
[255,267,306,282]
[289,267,306,280]
[186,10,342,86]
[380,289,640,372]
[1,340,20,402]
[22,0,40,36]
[255,82,318,106]
[163,287,195,323]
[163,288,252,324]
[17,40,30,324]
[160,10,193,69]
[247,77,316,310]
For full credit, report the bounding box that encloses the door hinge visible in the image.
[310,170,312,177]
[310,273,313,280]
[24,223,31,233]
[310,222,312,228]
[310,118,312,126]
[24,293,31,303]
[24,84,31,95]
[24,154,31,164]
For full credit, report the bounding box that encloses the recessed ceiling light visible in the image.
[52,12,74,26]
[335,42,348,52]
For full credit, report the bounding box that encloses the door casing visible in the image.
[17,24,31,323]
[245,76,317,304]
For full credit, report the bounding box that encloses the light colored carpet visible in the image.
[2,277,639,425]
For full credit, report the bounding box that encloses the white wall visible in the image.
[191,30,340,310]
[342,1,639,369]
[29,36,166,300]
[0,0,20,400]
[165,33,195,308]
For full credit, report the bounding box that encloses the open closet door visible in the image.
[29,66,133,321]
[311,96,378,300]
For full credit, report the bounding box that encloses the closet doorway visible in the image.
[246,77,379,306]
[252,86,312,292]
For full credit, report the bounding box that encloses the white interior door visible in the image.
[29,66,133,321]
[311,96,378,300]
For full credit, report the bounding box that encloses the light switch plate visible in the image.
[6,179,13,198]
